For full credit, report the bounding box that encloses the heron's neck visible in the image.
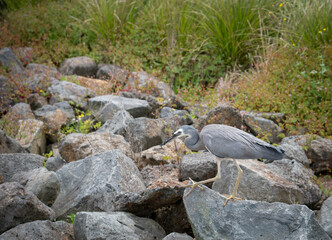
[185,131,206,151]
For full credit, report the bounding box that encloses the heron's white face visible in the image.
[174,129,189,138]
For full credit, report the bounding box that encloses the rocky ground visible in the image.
[0,47,331,239]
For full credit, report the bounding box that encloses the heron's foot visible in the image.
[181,178,204,198]
[222,194,242,206]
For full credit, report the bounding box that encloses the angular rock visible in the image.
[212,158,322,207]
[243,112,283,143]
[137,138,185,170]
[251,111,286,124]
[0,47,24,73]
[54,101,75,125]
[26,63,59,76]
[0,153,44,183]
[97,110,134,136]
[45,156,66,172]
[318,197,332,237]
[59,56,97,77]
[88,95,151,123]
[279,136,310,167]
[48,80,95,110]
[74,211,166,240]
[34,105,67,142]
[196,103,243,131]
[5,102,35,121]
[308,138,332,174]
[28,93,48,110]
[125,116,188,152]
[52,150,146,219]
[183,185,331,240]
[0,182,55,234]
[97,64,128,82]
[58,132,132,162]
[0,129,27,154]
[15,119,46,154]
[11,168,60,206]
[160,107,193,125]
[179,152,217,184]
[162,232,193,240]
[0,220,74,240]
[126,71,174,100]
[115,164,192,234]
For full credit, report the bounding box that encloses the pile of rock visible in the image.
[0,48,331,239]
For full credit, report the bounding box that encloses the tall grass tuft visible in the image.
[79,0,144,43]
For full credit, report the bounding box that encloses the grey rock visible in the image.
[54,101,75,125]
[0,220,74,240]
[251,111,286,124]
[280,136,310,167]
[97,110,134,136]
[26,63,59,76]
[243,112,283,143]
[161,107,193,125]
[137,138,184,170]
[0,75,14,110]
[308,138,332,174]
[48,80,95,110]
[15,119,46,154]
[126,71,174,100]
[15,47,33,66]
[125,116,188,152]
[74,211,166,240]
[0,153,44,183]
[318,197,332,237]
[52,150,146,219]
[212,158,321,207]
[163,232,193,240]
[183,185,331,240]
[34,105,67,142]
[196,103,243,131]
[88,95,151,123]
[180,152,217,184]
[11,168,60,206]
[0,129,27,154]
[58,132,132,162]
[59,56,97,77]
[45,156,66,172]
[6,102,35,120]
[28,93,48,110]
[97,64,128,82]
[0,47,24,73]
[0,182,55,234]
[26,74,57,91]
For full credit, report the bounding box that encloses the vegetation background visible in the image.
[0,0,331,138]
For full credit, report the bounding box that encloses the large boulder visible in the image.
[52,150,146,219]
[59,56,97,77]
[126,71,174,100]
[58,132,132,162]
[48,80,95,110]
[34,105,67,142]
[74,211,166,240]
[183,185,331,240]
[243,112,283,143]
[0,220,74,240]
[97,110,134,136]
[11,168,60,206]
[318,197,332,237]
[279,136,310,167]
[0,182,55,234]
[212,158,322,207]
[196,103,243,131]
[15,119,46,154]
[0,129,27,154]
[0,47,24,73]
[88,95,151,123]
[96,64,129,82]
[308,137,332,174]
[0,153,44,183]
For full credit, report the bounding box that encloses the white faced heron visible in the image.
[161,124,285,206]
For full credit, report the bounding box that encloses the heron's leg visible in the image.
[182,158,222,198]
[224,159,243,206]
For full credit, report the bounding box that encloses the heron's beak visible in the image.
[160,132,181,146]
